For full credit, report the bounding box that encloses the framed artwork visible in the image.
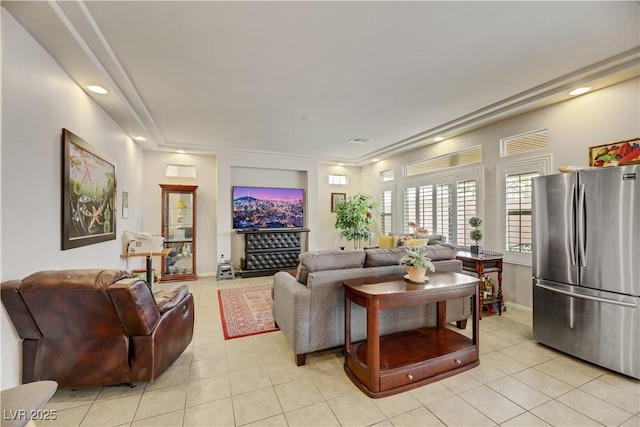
[589,137,640,167]
[62,129,116,249]
[331,192,346,212]
[122,191,129,219]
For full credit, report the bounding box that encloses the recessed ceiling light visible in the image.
[569,87,591,96]
[433,136,445,142]
[133,136,147,141]
[301,115,313,120]
[87,85,108,95]
[372,158,380,162]
[176,150,186,154]
[337,163,344,166]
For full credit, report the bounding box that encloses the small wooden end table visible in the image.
[343,272,479,398]
[120,248,171,289]
[456,251,503,318]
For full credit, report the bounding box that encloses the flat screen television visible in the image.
[232,186,304,229]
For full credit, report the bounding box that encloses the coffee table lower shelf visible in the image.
[344,327,479,398]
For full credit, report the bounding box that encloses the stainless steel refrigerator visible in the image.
[532,165,639,379]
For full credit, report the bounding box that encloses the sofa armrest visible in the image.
[433,259,462,273]
[154,284,189,314]
[272,271,311,354]
[109,278,160,336]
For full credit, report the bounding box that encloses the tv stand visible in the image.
[236,228,310,277]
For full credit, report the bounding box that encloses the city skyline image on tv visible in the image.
[232,186,304,229]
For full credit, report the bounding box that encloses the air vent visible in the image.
[347,137,372,144]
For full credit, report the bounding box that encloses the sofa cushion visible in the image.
[422,243,457,261]
[364,247,407,267]
[296,249,365,285]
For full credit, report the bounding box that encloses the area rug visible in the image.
[218,285,279,339]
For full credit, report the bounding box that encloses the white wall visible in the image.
[1,9,144,389]
[317,164,363,249]
[141,152,217,276]
[361,77,640,309]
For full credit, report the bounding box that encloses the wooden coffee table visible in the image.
[343,272,479,398]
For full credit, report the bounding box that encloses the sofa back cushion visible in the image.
[296,249,365,284]
[422,243,457,260]
[364,247,407,267]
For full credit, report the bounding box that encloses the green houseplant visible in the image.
[399,246,435,282]
[469,216,484,254]
[334,193,376,249]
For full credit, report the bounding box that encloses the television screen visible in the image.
[232,186,304,229]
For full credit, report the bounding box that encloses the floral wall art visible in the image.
[61,129,116,249]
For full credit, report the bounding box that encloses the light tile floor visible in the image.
[39,276,639,427]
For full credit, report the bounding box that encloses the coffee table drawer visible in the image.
[379,349,477,391]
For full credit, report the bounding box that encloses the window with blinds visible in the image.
[501,129,548,157]
[404,146,482,176]
[403,187,417,234]
[380,190,392,235]
[456,180,477,246]
[435,184,453,241]
[328,174,348,185]
[505,171,538,253]
[418,185,433,232]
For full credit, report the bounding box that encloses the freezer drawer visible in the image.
[533,279,639,379]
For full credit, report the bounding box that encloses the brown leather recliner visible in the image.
[1,269,194,389]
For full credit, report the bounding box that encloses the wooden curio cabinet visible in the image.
[160,184,198,282]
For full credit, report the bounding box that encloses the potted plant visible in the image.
[469,216,483,254]
[399,246,435,282]
[334,193,376,249]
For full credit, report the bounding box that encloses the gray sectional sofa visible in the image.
[272,244,470,365]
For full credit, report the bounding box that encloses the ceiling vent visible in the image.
[347,137,372,144]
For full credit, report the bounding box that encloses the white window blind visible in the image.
[405,146,482,176]
[501,129,548,157]
[403,187,417,233]
[435,184,453,242]
[505,171,538,253]
[418,185,433,232]
[456,180,477,246]
[380,190,392,235]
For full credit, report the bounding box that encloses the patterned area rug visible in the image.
[218,285,279,339]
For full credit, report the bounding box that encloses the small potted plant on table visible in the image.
[469,216,484,254]
[399,246,435,283]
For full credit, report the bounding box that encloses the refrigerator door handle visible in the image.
[535,283,637,308]
[570,184,577,266]
[577,183,587,267]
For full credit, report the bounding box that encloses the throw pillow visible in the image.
[378,235,396,249]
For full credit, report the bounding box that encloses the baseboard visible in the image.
[504,301,532,312]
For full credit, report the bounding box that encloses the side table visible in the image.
[343,272,479,398]
[120,248,171,289]
[456,251,503,318]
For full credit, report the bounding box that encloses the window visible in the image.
[328,174,348,185]
[404,146,482,176]
[401,168,482,244]
[497,155,551,264]
[456,180,478,246]
[505,172,537,253]
[380,169,395,182]
[165,164,196,178]
[501,129,548,157]
[379,190,392,235]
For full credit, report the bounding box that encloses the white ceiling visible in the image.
[4,1,639,164]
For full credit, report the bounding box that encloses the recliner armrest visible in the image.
[154,284,189,314]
